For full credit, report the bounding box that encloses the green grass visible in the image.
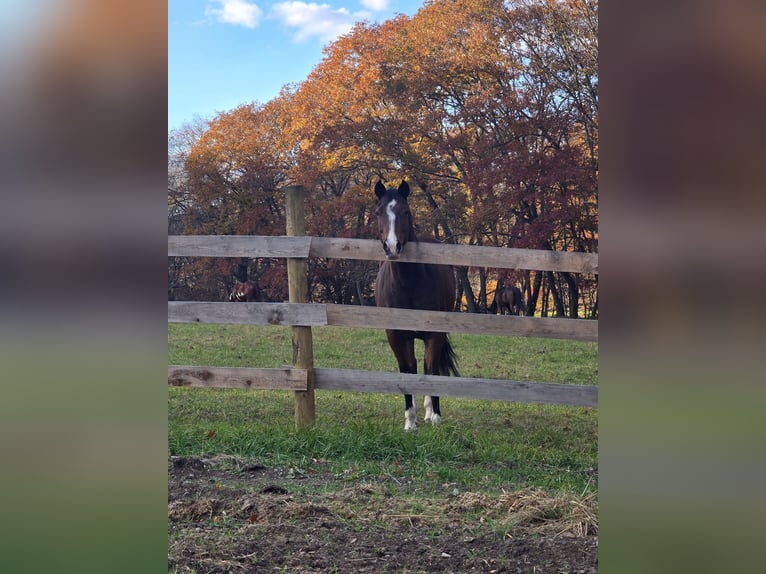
[169,323,597,495]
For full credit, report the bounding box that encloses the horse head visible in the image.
[374,180,413,260]
[229,280,256,302]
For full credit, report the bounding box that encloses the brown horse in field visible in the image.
[492,284,525,316]
[373,180,459,431]
[228,280,258,302]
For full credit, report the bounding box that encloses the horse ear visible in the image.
[374,180,386,199]
[398,180,410,198]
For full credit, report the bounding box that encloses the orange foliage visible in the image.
[171,0,598,313]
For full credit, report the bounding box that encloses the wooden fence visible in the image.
[168,186,598,427]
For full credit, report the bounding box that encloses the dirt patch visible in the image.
[169,455,597,573]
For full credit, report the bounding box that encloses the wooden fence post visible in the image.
[285,185,315,428]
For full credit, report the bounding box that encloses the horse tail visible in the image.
[436,335,460,377]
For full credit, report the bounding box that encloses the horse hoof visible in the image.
[404,407,418,431]
[429,413,442,425]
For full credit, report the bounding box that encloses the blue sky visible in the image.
[169,0,426,131]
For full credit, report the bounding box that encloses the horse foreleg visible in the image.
[387,331,418,431]
[404,394,417,431]
[423,337,446,425]
[424,396,441,425]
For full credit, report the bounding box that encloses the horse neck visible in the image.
[389,260,423,282]
[389,231,432,281]
[388,254,429,286]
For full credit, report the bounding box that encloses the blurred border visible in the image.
[601,1,766,571]
[0,1,167,571]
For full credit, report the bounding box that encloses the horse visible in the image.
[492,284,525,316]
[228,280,258,302]
[373,180,459,431]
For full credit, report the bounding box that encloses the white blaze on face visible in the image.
[385,198,399,254]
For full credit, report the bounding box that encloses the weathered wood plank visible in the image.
[168,301,328,326]
[311,237,598,274]
[167,301,596,341]
[168,366,307,390]
[285,185,316,428]
[168,235,311,258]
[309,237,381,261]
[325,304,597,342]
[168,235,597,274]
[166,365,596,407]
[314,368,597,407]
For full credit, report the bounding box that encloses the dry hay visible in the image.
[168,498,219,522]
[445,488,596,537]
[336,482,383,501]
[447,491,494,512]
[499,488,598,536]
[239,494,334,523]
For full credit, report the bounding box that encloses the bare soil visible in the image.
[168,456,597,573]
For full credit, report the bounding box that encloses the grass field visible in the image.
[168,323,598,496]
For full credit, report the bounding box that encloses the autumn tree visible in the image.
[168,118,208,300]
[175,95,300,300]
[169,0,598,316]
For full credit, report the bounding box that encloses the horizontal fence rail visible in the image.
[168,235,598,274]
[324,304,596,341]
[168,301,327,327]
[314,368,598,408]
[168,366,308,390]
[168,235,312,259]
[168,301,597,342]
[167,365,597,408]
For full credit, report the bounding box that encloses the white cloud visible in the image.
[270,2,370,43]
[206,0,263,29]
[360,0,388,10]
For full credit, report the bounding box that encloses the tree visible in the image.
[169,0,598,316]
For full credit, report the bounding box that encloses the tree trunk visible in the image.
[456,267,476,313]
[418,182,455,242]
[527,271,542,317]
[591,294,598,319]
[547,271,566,317]
[478,268,488,312]
[561,271,580,318]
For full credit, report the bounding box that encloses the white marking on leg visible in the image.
[404,406,418,431]
[424,397,441,425]
[386,199,399,255]
[424,396,433,422]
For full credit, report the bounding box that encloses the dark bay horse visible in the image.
[228,280,257,302]
[492,284,525,316]
[373,180,459,431]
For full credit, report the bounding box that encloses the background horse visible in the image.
[492,284,525,316]
[228,280,257,302]
[373,180,459,430]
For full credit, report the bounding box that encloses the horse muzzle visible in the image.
[382,239,401,260]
